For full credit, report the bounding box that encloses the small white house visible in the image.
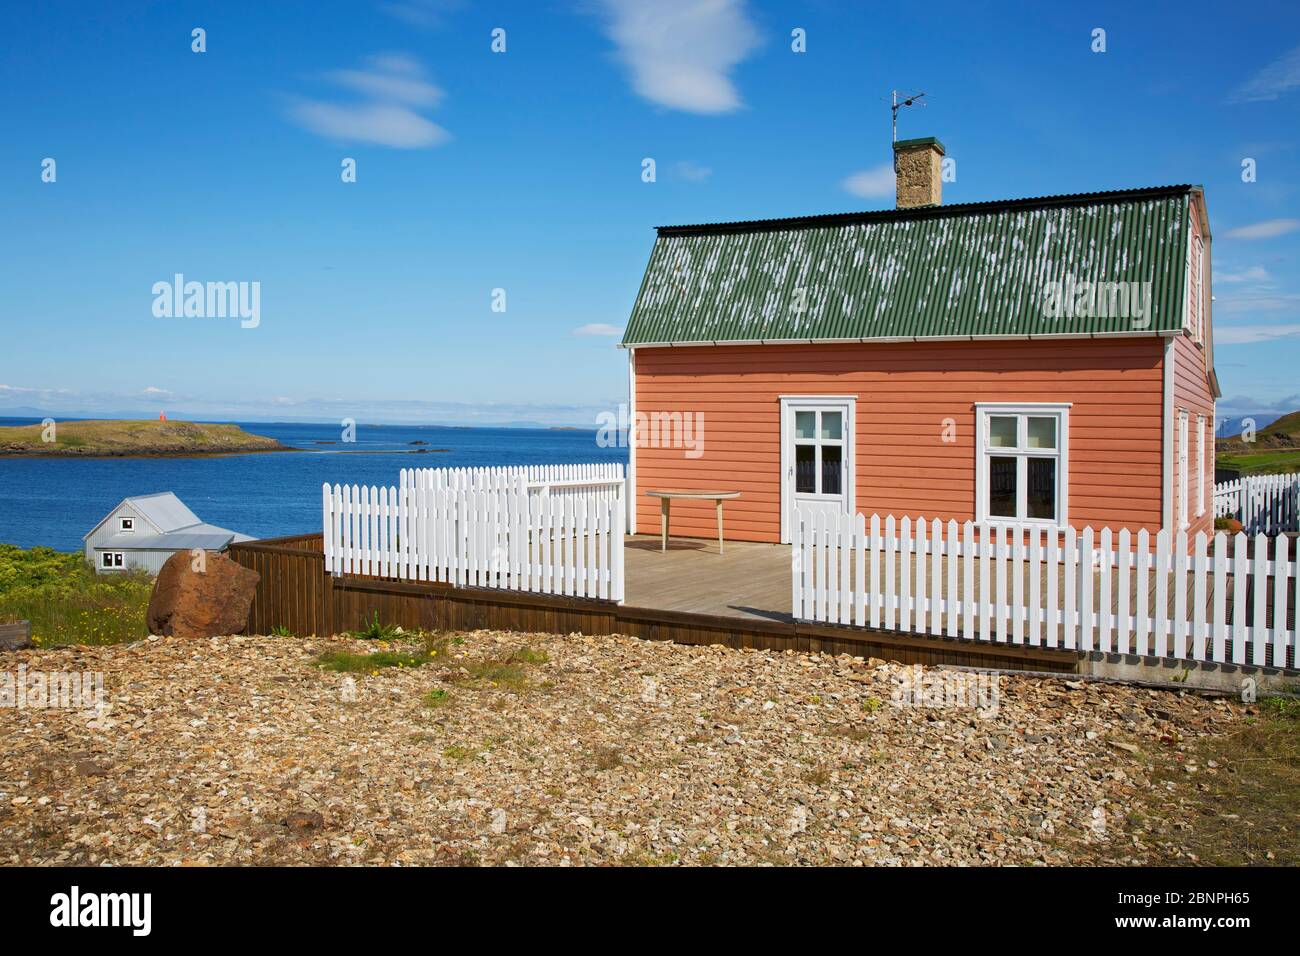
[83,492,253,574]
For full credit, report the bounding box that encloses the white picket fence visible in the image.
[322,463,625,601]
[1214,473,1300,535]
[792,510,1297,669]
[405,462,626,497]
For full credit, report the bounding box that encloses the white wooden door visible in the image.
[780,397,854,543]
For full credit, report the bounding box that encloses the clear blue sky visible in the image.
[2,0,1298,426]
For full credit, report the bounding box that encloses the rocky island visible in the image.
[0,419,292,457]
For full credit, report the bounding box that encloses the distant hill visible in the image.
[1214,412,1283,440]
[1218,410,1300,446]
[1217,409,1300,476]
[0,420,289,457]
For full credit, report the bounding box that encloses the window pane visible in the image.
[1027,458,1056,520]
[795,411,815,440]
[795,445,815,493]
[822,444,842,495]
[988,456,1017,517]
[1027,417,1056,449]
[988,416,1017,448]
[820,411,842,441]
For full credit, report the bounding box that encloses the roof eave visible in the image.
[622,329,1179,349]
[655,184,1198,237]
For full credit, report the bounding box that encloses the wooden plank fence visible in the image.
[792,510,1297,669]
[229,533,1079,672]
[322,464,625,602]
[1214,473,1300,535]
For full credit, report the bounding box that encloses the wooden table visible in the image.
[644,489,741,554]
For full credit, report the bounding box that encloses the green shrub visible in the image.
[0,544,151,646]
[348,612,401,641]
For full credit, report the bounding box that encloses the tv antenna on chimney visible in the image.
[891,90,927,142]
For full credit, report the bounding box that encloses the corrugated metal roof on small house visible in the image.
[621,185,1196,346]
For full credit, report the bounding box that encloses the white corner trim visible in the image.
[627,347,637,535]
[1161,336,1175,532]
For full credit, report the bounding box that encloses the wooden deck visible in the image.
[625,533,1292,635]
[624,535,792,623]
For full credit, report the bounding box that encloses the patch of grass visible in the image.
[592,745,625,770]
[347,612,402,641]
[1261,695,1300,719]
[269,624,293,637]
[422,688,452,708]
[314,649,431,673]
[0,544,150,646]
[1215,449,1300,476]
[803,766,833,786]
[442,744,479,760]
[836,725,874,742]
[1118,702,1300,866]
[453,645,549,690]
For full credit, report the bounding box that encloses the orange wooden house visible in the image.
[619,137,1219,546]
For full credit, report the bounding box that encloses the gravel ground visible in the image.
[0,630,1244,866]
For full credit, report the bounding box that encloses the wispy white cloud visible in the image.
[1215,323,1300,345]
[290,101,448,148]
[328,54,444,106]
[1216,265,1270,283]
[142,386,171,396]
[379,0,462,28]
[573,323,623,337]
[1222,218,1300,240]
[592,0,761,114]
[1217,392,1300,416]
[672,160,713,182]
[0,383,615,427]
[287,54,450,148]
[841,163,895,199]
[1213,291,1300,314]
[1230,43,1300,103]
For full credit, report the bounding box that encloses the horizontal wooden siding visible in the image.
[633,338,1167,542]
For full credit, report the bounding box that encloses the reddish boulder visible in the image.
[146,551,260,639]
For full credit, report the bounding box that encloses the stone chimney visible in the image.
[892,136,945,208]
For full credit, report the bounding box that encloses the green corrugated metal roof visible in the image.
[621,185,1195,346]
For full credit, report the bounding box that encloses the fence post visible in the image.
[613,476,625,603]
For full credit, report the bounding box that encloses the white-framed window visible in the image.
[100,552,124,569]
[119,516,135,533]
[1195,415,1206,517]
[975,404,1070,529]
[1178,411,1190,529]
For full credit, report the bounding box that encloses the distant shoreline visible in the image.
[0,446,299,460]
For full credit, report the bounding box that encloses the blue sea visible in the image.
[0,419,626,551]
